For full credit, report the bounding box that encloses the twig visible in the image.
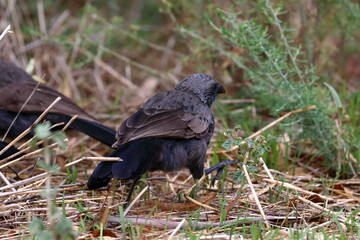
[64,156,121,168]
[78,47,137,90]
[2,82,41,141]
[263,178,347,223]
[253,157,277,198]
[0,173,48,192]
[220,99,255,104]
[185,174,206,196]
[265,0,304,82]
[263,178,333,201]
[0,97,62,156]
[259,157,274,180]
[62,114,78,131]
[0,172,17,192]
[184,194,217,212]
[182,173,218,211]
[82,36,172,83]
[37,0,47,36]
[108,216,297,230]
[241,144,270,229]
[123,185,149,216]
[0,142,60,170]
[295,194,347,223]
[213,105,316,154]
[122,31,186,58]
[168,218,186,240]
[0,25,11,41]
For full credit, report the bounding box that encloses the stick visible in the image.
[211,105,316,154]
[241,144,270,229]
[0,25,11,41]
[2,82,41,141]
[123,185,149,216]
[64,156,121,168]
[108,215,298,230]
[0,97,62,155]
[263,178,333,201]
[168,218,186,239]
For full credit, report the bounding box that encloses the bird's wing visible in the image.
[0,60,34,88]
[113,91,213,147]
[0,81,96,122]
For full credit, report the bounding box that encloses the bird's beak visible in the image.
[217,84,225,94]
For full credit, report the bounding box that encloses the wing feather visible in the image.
[113,91,213,147]
[0,81,96,122]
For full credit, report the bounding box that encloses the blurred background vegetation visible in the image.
[1,0,360,238]
[1,0,359,177]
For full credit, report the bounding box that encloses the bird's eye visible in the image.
[212,84,218,91]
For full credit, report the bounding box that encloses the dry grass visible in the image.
[1,106,359,239]
[1,1,360,239]
[1,148,360,239]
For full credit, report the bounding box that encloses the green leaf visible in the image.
[324,82,343,108]
[222,140,233,150]
[223,129,233,137]
[29,218,46,233]
[54,216,78,239]
[233,171,244,183]
[233,138,244,146]
[37,160,60,174]
[247,165,258,172]
[257,147,266,155]
[34,122,52,139]
[234,125,242,131]
[51,131,68,149]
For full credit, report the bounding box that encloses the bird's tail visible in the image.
[87,138,160,190]
[0,140,22,160]
[87,160,114,189]
[44,114,117,147]
[68,118,116,147]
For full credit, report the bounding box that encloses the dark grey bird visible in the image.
[0,140,22,160]
[87,74,225,201]
[0,60,116,146]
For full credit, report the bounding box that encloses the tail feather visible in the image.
[87,161,114,189]
[0,140,22,160]
[0,110,35,139]
[44,114,116,147]
[68,118,116,147]
[0,111,117,147]
[87,138,161,189]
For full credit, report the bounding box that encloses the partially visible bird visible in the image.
[0,60,116,147]
[0,140,22,160]
[87,73,225,202]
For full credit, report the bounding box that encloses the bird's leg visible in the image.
[205,159,240,175]
[205,159,240,184]
[124,176,141,205]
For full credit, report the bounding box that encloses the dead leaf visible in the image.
[92,228,117,238]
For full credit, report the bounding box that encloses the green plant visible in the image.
[223,126,269,183]
[176,0,360,176]
[28,124,77,240]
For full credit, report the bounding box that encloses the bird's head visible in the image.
[175,73,225,107]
